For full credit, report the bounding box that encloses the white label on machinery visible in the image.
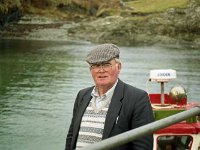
[149,69,176,82]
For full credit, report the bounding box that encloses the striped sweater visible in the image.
[75,97,111,149]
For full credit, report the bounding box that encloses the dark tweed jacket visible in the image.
[65,79,154,150]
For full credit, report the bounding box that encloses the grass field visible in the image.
[126,0,188,13]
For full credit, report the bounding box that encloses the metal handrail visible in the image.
[80,106,200,150]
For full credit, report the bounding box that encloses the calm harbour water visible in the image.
[0,39,200,150]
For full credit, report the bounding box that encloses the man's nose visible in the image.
[98,65,105,72]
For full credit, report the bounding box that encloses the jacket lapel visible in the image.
[102,80,124,139]
[72,88,93,147]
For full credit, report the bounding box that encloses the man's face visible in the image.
[90,59,121,90]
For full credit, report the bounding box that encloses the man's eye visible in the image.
[104,63,111,67]
[91,64,99,68]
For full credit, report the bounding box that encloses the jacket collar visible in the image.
[102,79,124,139]
[72,87,93,148]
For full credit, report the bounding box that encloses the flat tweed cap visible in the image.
[86,43,120,64]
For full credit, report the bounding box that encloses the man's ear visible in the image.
[117,63,122,72]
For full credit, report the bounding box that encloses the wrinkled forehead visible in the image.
[89,59,113,66]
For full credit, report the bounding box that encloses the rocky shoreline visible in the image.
[0,0,200,48]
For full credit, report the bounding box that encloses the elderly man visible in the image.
[65,43,154,150]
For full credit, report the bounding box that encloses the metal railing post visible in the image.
[80,106,200,150]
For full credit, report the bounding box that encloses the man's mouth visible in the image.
[98,76,107,79]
